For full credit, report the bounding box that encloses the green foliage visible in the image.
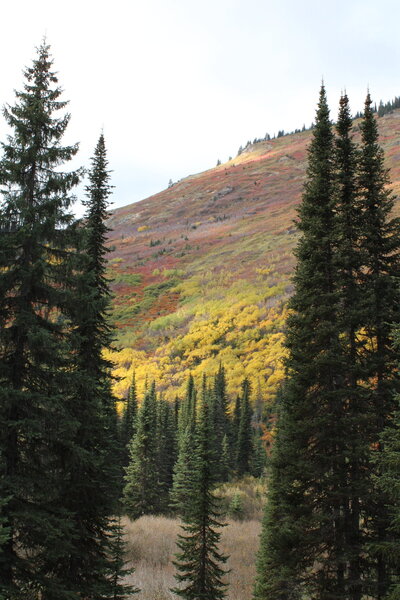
[228,493,244,521]
[172,393,229,600]
[123,385,159,519]
[111,272,143,287]
[0,41,82,598]
[254,88,400,600]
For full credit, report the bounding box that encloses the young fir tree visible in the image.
[0,42,83,598]
[107,516,139,599]
[172,389,228,600]
[254,85,346,600]
[358,93,400,599]
[123,385,159,519]
[236,378,253,476]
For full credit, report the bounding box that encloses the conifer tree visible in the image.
[172,392,228,600]
[0,42,83,598]
[57,132,128,598]
[254,85,345,600]
[375,382,400,600]
[171,375,198,515]
[358,93,400,599]
[334,92,366,600]
[170,425,196,517]
[121,373,138,465]
[236,378,253,476]
[107,516,139,599]
[250,430,266,478]
[156,395,177,513]
[123,386,159,519]
[212,365,230,481]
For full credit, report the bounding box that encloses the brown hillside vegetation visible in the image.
[123,516,261,600]
[105,109,400,403]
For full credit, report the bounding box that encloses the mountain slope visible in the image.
[105,109,400,402]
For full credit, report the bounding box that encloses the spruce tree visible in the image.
[254,85,345,599]
[123,386,159,519]
[212,365,230,481]
[0,42,83,598]
[334,92,366,600]
[56,133,128,598]
[170,375,198,516]
[121,372,138,466]
[375,373,400,600]
[156,395,177,513]
[358,93,400,599]
[236,378,253,476]
[172,391,228,600]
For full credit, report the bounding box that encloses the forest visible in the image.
[0,43,400,600]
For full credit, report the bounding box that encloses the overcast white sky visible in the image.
[2,0,400,214]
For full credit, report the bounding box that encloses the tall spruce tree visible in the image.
[0,42,83,599]
[172,390,228,600]
[254,85,346,600]
[57,133,128,598]
[358,93,400,599]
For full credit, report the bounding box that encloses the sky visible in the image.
[2,0,400,215]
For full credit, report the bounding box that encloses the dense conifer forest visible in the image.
[0,43,400,600]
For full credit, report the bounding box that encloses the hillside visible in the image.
[105,109,400,403]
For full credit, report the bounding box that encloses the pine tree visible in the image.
[0,42,83,598]
[123,386,159,519]
[172,392,228,600]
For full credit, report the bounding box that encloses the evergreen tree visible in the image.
[334,92,366,600]
[254,85,345,600]
[171,375,198,516]
[172,393,228,600]
[123,386,159,519]
[121,372,138,465]
[207,366,230,481]
[358,93,400,599]
[56,132,127,598]
[250,430,266,478]
[236,378,253,476]
[375,373,400,600]
[156,395,177,513]
[107,516,139,599]
[170,425,196,516]
[0,42,83,598]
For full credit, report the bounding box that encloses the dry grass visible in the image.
[122,515,261,600]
